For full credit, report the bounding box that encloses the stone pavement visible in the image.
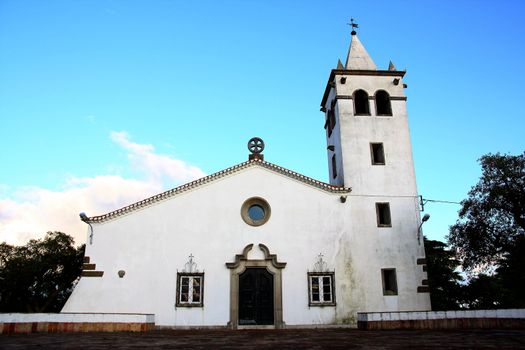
[1,328,525,349]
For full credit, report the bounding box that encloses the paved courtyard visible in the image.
[1,328,525,349]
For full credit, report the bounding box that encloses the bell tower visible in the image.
[321,25,431,312]
[320,28,416,197]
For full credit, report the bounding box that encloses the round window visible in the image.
[241,197,271,226]
[248,204,265,221]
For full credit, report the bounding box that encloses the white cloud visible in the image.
[0,132,206,246]
[110,131,206,184]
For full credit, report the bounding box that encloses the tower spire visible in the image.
[344,20,377,70]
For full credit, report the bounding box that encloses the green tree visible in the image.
[448,151,525,308]
[461,274,504,309]
[0,232,85,313]
[493,235,525,307]
[448,152,525,271]
[424,237,464,310]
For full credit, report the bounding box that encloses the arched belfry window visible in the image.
[353,90,370,116]
[375,90,392,116]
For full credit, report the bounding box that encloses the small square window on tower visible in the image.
[370,143,385,165]
[381,268,398,295]
[324,99,337,138]
[376,202,391,227]
[331,154,337,179]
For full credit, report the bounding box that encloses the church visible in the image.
[62,29,431,328]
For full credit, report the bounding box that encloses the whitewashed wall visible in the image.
[63,164,430,327]
[64,167,345,326]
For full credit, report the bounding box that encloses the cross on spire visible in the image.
[347,18,359,35]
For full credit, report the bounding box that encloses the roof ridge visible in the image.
[87,159,351,223]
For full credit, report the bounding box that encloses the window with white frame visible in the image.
[308,272,336,306]
[176,273,204,307]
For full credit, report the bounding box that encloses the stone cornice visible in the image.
[320,69,406,107]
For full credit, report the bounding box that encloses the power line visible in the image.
[420,196,461,211]
[349,194,419,198]
[424,199,462,205]
[348,194,461,205]
[347,194,461,212]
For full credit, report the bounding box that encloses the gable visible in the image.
[86,159,351,223]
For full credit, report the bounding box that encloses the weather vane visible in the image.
[347,18,359,35]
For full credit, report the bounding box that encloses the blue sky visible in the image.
[1,0,524,245]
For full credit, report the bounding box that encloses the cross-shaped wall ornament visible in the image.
[183,254,198,273]
[313,253,328,273]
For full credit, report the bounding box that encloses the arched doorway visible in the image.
[226,244,286,329]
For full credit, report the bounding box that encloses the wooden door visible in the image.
[238,268,274,325]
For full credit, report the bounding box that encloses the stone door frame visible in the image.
[226,244,286,329]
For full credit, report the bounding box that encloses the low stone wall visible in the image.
[357,309,525,330]
[0,313,155,334]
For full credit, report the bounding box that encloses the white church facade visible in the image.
[62,31,431,328]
